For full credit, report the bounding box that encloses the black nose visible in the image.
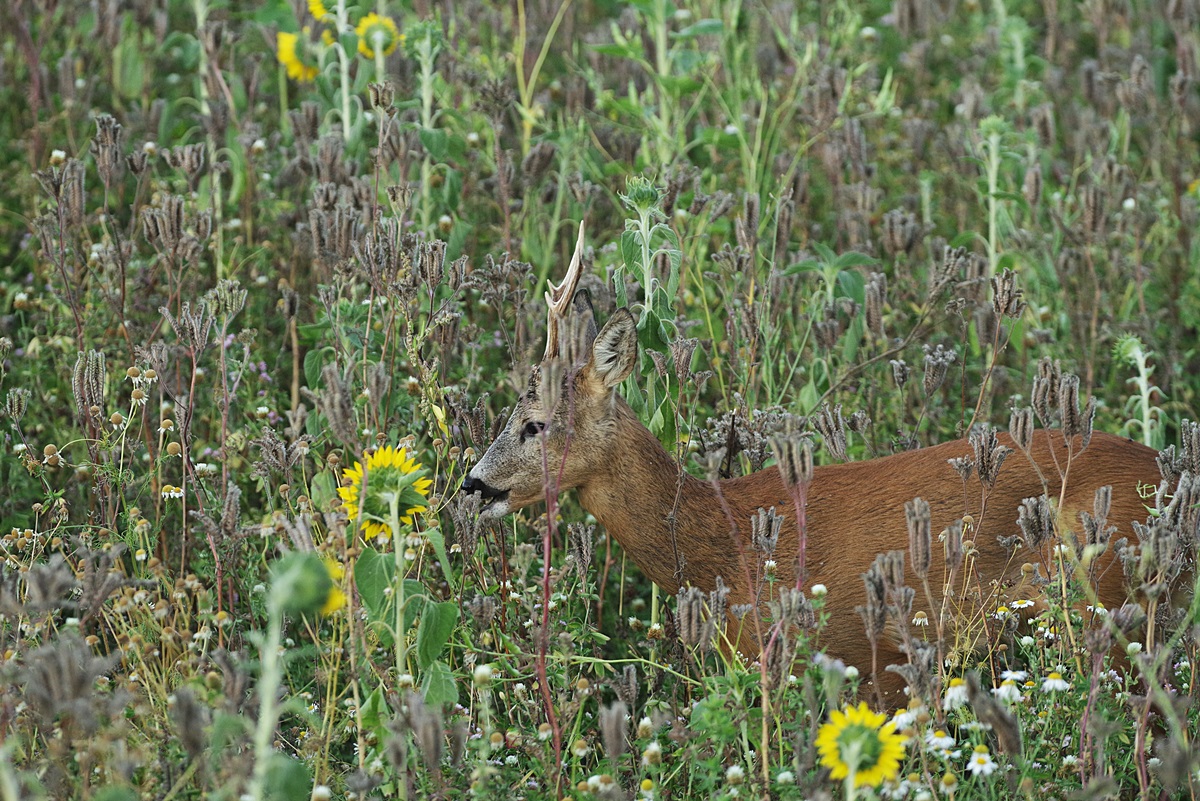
[462,475,506,500]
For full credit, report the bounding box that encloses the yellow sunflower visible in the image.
[356,12,401,59]
[276,29,319,83]
[337,445,432,542]
[320,557,347,615]
[308,0,330,22]
[815,702,906,789]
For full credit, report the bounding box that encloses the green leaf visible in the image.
[303,348,328,391]
[832,251,878,270]
[360,686,390,732]
[620,229,643,274]
[672,18,724,38]
[309,470,337,511]
[264,754,312,801]
[419,127,450,162]
[836,269,866,305]
[589,42,641,59]
[421,659,458,707]
[416,601,458,670]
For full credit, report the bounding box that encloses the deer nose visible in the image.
[462,474,506,500]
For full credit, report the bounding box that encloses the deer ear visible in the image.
[589,309,638,388]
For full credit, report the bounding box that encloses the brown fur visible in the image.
[467,305,1162,704]
[578,400,1158,701]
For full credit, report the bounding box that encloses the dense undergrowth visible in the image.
[0,0,1199,798]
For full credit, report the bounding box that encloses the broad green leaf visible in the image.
[360,686,390,732]
[265,754,312,801]
[421,660,458,708]
[416,601,458,670]
[419,127,450,162]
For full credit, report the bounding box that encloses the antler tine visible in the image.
[542,221,587,361]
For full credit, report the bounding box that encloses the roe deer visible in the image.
[462,223,1164,704]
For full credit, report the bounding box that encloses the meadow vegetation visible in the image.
[0,0,1198,798]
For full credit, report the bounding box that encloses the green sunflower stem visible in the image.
[391,491,408,680]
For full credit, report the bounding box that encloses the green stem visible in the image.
[336,0,353,141]
[247,595,285,801]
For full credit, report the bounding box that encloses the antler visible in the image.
[542,220,587,361]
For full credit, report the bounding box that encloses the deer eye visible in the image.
[521,421,546,440]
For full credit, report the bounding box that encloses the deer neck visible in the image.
[575,402,739,595]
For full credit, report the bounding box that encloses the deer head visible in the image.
[463,223,639,518]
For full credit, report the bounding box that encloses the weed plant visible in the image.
[0,0,1198,799]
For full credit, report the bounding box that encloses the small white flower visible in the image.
[913,611,929,626]
[860,26,878,41]
[1000,670,1028,681]
[926,729,955,751]
[724,764,745,785]
[1019,635,1037,648]
[723,124,739,136]
[1042,671,1070,692]
[1127,642,1143,655]
[775,770,795,785]
[473,664,494,687]
[1123,197,1137,211]
[642,741,662,766]
[944,677,969,710]
[1012,599,1034,609]
[992,679,1022,704]
[844,665,860,680]
[1062,754,1078,766]
[810,584,827,597]
[966,746,997,777]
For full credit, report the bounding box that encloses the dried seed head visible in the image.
[599,701,628,761]
[970,425,1012,488]
[407,692,444,776]
[1081,184,1106,240]
[90,114,124,188]
[71,350,107,427]
[708,576,729,627]
[771,433,813,490]
[881,209,920,256]
[770,587,815,630]
[813,404,848,462]
[751,507,783,555]
[947,456,975,482]
[520,141,557,187]
[1017,495,1054,549]
[857,557,888,639]
[1009,406,1034,451]
[865,272,887,339]
[567,522,595,577]
[906,497,932,580]
[677,586,707,651]
[368,81,395,111]
[317,362,359,450]
[1022,162,1043,207]
[5,388,30,423]
[943,520,964,573]
[670,337,699,387]
[922,343,956,396]
[991,268,1026,319]
[1031,357,1061,426]
[1081,485,1116,550]
[890,358,910,388]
